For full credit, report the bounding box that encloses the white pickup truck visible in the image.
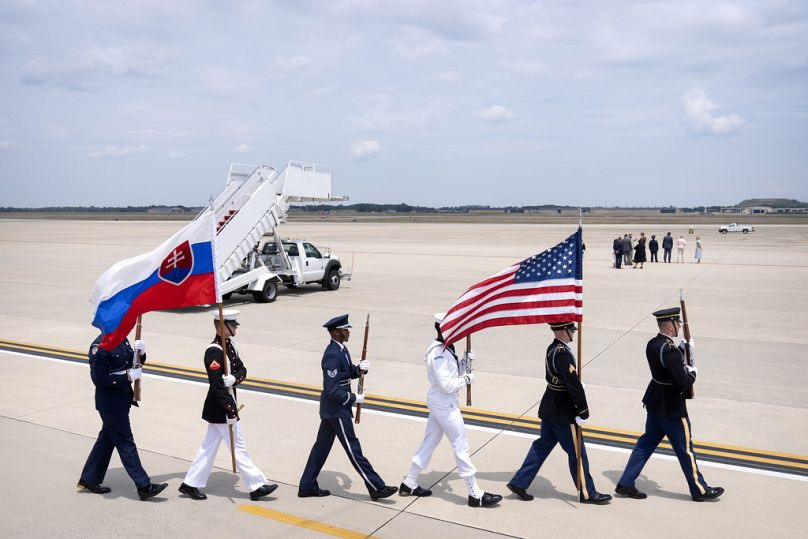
[223,238,349,303]
[719,223,755,234]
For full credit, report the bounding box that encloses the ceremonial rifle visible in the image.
[217,303,238,473]
[355,314,370,424]
[133,315,143,401]
[575,317,584,494]
[465,335,472,406]
[679,289,695,399]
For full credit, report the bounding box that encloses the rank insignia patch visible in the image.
[327,369,337,378]
[210,360,221,371]
[569,364,576,373]
[90,344,99,355]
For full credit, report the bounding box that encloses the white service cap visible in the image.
[434,312,446,323]
[214,309,240,324]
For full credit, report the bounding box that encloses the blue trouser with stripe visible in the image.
[618,411,709,498]
[80,410,150,489]
[509,420,597,500]
[299,417,384,492]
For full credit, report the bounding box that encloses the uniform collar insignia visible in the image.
[327,369,337,378]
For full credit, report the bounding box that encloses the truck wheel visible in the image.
[222,292,233,300]
[325,268,340,291]
[743,229,749,234]
[720,230,727,234]
[253,281,278,303]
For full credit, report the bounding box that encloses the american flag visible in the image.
[440,227,583,347]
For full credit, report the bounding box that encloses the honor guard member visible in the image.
[615,308,724,502]
[400,313,502,507]
[506,322,612,504]
[178,310,277,501]
[78,336,168,500]
[298,314,398,500]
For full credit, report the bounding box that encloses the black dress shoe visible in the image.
[580,491,612,504]
[506,482,533,501]
[178,483,207,500]
[77,480,111,494]
[249,483,278,501]
[693,486,724,502]
[399,483,432,497]
[369,485,398,500]
[298,488,330,498]
[468,492,502,507]
[615,484,647,499]
[137,483,168,501]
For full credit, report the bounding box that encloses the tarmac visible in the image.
[0,219,806,538]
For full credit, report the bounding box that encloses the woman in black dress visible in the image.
[633,232,647,269]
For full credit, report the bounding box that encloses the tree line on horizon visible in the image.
[1,198,805,213]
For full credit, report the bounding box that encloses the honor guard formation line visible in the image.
[1,165,805,537]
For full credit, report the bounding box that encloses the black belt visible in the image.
[652,377,674,386]
[547,383,567,392]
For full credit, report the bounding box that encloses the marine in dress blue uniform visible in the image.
[298,314,398,500]
[77,336,167,500]
[506,322,612,504]
[615,307,724,502]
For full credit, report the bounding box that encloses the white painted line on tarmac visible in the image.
[4,349,805,483]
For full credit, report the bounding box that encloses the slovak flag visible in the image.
[90,210,219,350]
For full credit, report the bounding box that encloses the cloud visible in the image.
[503,60,545,76]
[391,27,448,59]
[683,88,744,135]
[77,145,149,159]
[478,105,515,122]
[233,143,253,154]
[0,139,14,149]
[311,83,336,97]
[168,151,188,159]
[428,70,459,82]
[275,54,311,72]
[350,140,380,159]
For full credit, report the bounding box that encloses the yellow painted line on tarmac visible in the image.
[2,337,807,468]
[238,505,379,539]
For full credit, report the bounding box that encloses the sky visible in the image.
[1,0,806,207]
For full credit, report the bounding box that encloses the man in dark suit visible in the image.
[506,322,611,505]
[649,235,659,262]
[662,232,674,263]
[615,308,724,502]
[613,238,623,269]
[78,336,167,500]
[298,314,397,500]
[179,310,277,501]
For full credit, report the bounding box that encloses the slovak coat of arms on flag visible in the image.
[159,240,194,286]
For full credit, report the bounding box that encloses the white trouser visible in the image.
[407,404,481,496]
[183,422,267,492]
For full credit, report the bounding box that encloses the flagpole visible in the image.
[218,303,237,474]
[575,208,584,496]
[133,315,143,401]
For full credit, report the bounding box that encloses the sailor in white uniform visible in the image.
[400,313,502,507]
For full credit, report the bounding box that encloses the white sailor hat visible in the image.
[434,312,446,323]
[214,309,240,325]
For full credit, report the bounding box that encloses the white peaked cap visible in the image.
[214,309,240,322]
[434,312,446,323]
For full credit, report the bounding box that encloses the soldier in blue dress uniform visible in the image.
[298,314,398,500]
[615,307,724,502]
[506,321,612,504]
[77,336,168,500]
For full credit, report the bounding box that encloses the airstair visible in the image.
[206,161,346,294]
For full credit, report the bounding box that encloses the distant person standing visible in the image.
[662,233,674,263]
[694,237,703,263]
[622,235,632,266]
[613,238,623,269]
[649,235,659,263]
[676,236,687,263]
[633,233,647,269]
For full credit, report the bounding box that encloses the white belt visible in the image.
[111,370,127,375]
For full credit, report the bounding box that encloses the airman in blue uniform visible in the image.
[615,307,724,502]
[77,336,167,500]
[298,314,398,500]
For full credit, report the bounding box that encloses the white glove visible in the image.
[463,372,474,385]
[464,350,475,363]
[358,359,369,372]
[686,365,698,376]
[128,368,142,381]
[225,416,237,425]
[133,340,146,354]
[688,338,695,350]
[222,374,236,387]
[355,393,365,404]
[575,416,588,426]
